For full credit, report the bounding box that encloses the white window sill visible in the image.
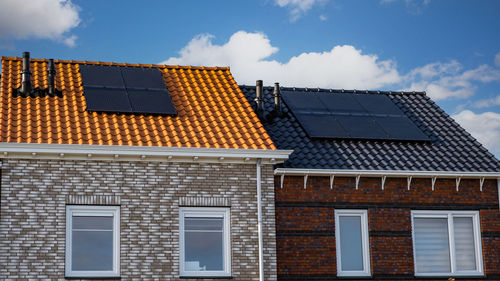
[415,273,485,277]
[180,275,233,279]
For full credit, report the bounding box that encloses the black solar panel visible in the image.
[374,116,429,141]
[83,87,132,113]
[121,67,167,89]
[336,115,387,139]
[80,65,177,115]
[295,114,348,138]
[282,90,429,141]
[281,91,327,112]
[128,89,177,115]
[354,94,404,115]
[79,65,124,88]
[318,93,364,114]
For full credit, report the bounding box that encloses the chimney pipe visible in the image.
[47,59,56,96]
[255,80,264,119]
[273,82,281,116]
[19,52,32,96]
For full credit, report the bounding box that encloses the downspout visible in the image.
[256,158,264,281]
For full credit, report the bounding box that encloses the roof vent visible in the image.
[13,52,62,98]
[265,82,283,121]
[46,59,62,97]
[17,52,33,97]
[47,59,56,95]
[254,80,264,119]
[273,82,282,116]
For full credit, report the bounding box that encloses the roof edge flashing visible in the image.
[0,142,292,164]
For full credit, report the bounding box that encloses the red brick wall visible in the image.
[275,175,500,280]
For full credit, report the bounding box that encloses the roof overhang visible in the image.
[274,168,500,179]
[275,168,500,191]
[0,142,293,164]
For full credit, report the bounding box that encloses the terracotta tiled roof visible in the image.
[0,56,275,150]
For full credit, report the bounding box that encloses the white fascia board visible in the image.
[0,142,293,164]
[274,168,500,179]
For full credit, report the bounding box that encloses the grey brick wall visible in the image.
[0,159,277,281]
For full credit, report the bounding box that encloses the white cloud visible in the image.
[495,52,500,67]
[0,0,80,46]
[161,31,401,89]
[452,110,500,156]
[473,95,500,108]
[407,60,461,79]
[403,62,500,100]
[275,0,325,21]
[319,14,327,21]
[162,30,500,102]
[62,35,77,47]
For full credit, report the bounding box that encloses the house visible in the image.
[240,82,500,280]
[0,53,292,280]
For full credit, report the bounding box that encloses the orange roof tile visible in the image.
[0,56,276,150]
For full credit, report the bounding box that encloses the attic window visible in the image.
[79,65,177,115]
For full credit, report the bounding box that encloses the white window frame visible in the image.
[411,210,484,277]
[65,205,120,278]
[179,207,231,277]
[335,209,371,277]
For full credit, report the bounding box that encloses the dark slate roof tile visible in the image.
[239,85,500,172]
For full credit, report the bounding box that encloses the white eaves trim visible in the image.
[0,142,292,164]
[274,168,500,179]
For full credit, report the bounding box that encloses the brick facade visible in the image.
[0,159,277,280]
[275,175,500,280]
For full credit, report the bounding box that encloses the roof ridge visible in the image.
[238,84,426,95]
[1,56,230,71]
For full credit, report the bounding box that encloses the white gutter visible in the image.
[0,142,293,164]
[274,168,500,179]
[256,158,264,281]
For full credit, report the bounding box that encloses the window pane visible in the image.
[338,216,364,271]
[185,231,223,271]
[454,217,476,271]
[72,230,113,271]
[414,218,451,273]
[73,216,113,230]
[185,217,223,231]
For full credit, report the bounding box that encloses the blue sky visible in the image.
[1,0,499,157]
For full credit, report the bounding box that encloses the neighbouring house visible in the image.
[240,82,500,281]
[0,53,292,280]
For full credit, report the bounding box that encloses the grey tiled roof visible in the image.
[240,85,500,172]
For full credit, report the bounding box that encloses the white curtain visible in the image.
[453,217,476,271]
[414,218,451,273]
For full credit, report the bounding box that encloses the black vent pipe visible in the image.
[47,59,56,96]
[19,52,32,96]
[255,80,264,119]
[273,82,281,116]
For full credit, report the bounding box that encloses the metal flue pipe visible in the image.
[255,80,264,119]
[19,52,32,96]
[273,82,281,116]
[47,59,56,96]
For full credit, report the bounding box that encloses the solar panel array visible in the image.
[281,91,429,141]
[80,65,177,115]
